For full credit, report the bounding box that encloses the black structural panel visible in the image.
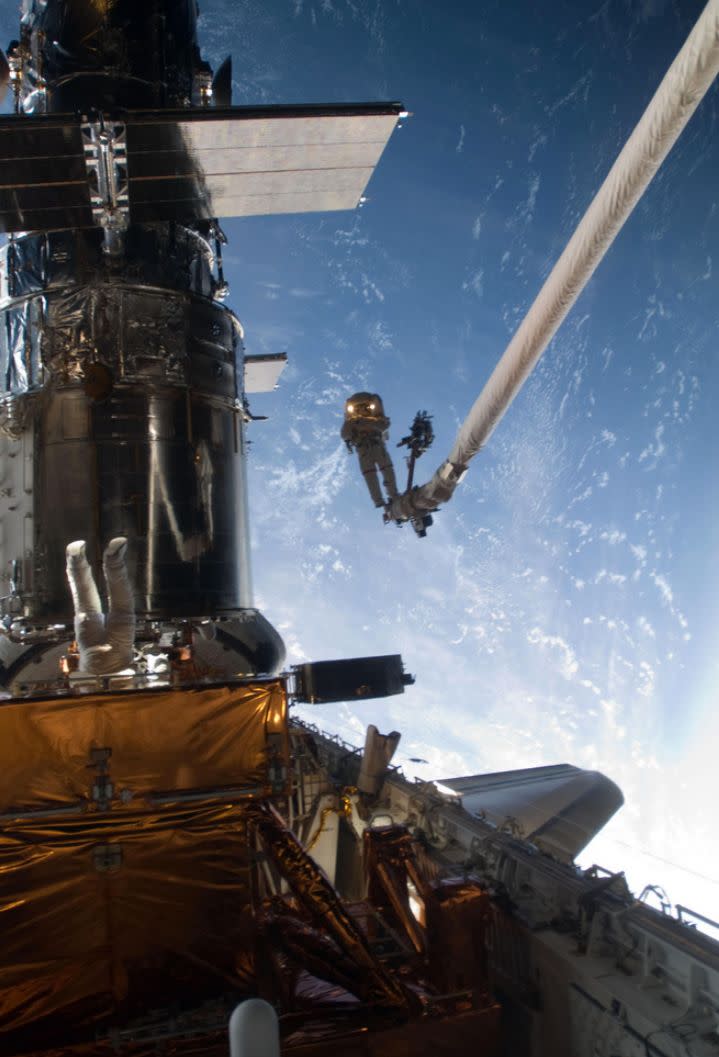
[294,655,414,704]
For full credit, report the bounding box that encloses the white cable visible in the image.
[395,0,719,520]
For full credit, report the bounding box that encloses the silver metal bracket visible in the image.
[81,118,130,256]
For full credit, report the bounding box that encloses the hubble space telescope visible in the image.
[0,0,403,689]
[0,4,419,1053]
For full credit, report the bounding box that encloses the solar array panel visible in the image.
[0,103,402,233]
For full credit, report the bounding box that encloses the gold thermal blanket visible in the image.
[0,681,287,1050]
[0,682,286,812]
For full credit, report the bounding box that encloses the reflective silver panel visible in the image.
[0,233,253,624]
[34,386,252,620]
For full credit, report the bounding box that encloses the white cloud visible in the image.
[526,627,579,680]
[651,571,673,605]
[638,423,666,464]
[462,268,484,298]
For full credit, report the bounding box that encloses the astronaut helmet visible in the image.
[344,392,385,419]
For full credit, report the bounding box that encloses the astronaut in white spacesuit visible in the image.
[65,537,135,674]
[341,392,399,509]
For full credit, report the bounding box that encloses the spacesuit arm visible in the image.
[103,539,136,665]
[65,538,135,675]
[340,419,355,452]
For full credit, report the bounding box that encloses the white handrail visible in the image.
[391,0,719,523]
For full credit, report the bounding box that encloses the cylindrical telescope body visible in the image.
[0,0,283,672]
[1,227,253,622]
[18,0,204,112]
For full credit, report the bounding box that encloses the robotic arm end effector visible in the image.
[385,460,467,537]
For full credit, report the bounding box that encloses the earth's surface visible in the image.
[1,0,717,919]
